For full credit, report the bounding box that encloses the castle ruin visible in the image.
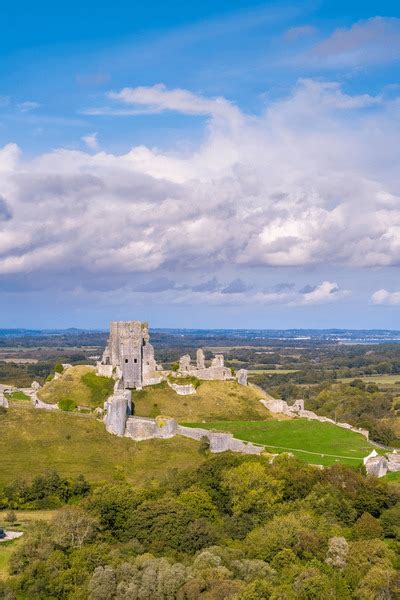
[98,320,248,438]
[178,349,233,381]
[97,321,162,389]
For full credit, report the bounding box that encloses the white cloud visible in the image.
[1,79,400,290]
[99,83,243,125]
[81,132,99,150]
[309,17,400,67]
[18,101,40,112]
[371,289,400,305]
[293,281,351,305]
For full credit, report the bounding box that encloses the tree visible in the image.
[51,507,98,549]
[380,503,400,539]
[222,461,282,522]
[88,566,117,600]
[325,536,349,568]
[356,565,398,600]
[178,486,219,521]
[198,435,210,455]
[353,512,384,540]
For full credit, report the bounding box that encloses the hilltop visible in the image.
[133,380,270,422]
[0,401,203,487]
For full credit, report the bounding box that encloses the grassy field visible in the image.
[133,380,270,422]
[37,366,114,409]
[0,510,58,528]
[185,419,376,466]
[0,402,204,487]
[336,375,400,385]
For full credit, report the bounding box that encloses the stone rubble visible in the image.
[364,449,400,477]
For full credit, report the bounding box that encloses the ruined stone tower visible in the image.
[97,320,161,389]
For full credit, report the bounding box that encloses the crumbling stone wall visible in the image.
[167,381,197,395]
[178,349,233,381]
[123,415,263,455]
[97,321,162,389]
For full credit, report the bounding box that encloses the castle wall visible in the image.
[123,416,263,455]
[105,389,132,436]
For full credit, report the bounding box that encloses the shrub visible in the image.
[54,363,64,374]
[58,398,76,412]
[5,510,17,523]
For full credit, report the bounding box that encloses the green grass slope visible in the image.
[133,380,270,422]
[37,366,114,409]
[186,419,376,466]
[0,403,204,486]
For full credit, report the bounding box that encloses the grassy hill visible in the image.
[0,402,204,486]
[185,419,377,466]
[132,380,270,422]
[37,365,114,409]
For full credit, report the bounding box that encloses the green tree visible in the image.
[380,503,400,539]
[222,461,282,522]
[353,512,384,540]
[178,486,219,521]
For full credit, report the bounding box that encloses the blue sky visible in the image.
[1,0,400,328]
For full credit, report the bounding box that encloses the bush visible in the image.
[54,363,64,374]
[5,510,17,523]
[58,398,76,412]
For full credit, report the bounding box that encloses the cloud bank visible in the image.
[1,79,400,301]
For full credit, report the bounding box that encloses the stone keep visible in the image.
[98,320,160,389]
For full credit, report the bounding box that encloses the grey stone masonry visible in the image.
[97,321,162,389]
[167,381,197,395]
[0,391,9,409]
[196,349,205,369]
[236,369,248,386]
[178,349,233,381]
[364,449,400,477]
[123,416,263,455]
[105,383,132,435]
